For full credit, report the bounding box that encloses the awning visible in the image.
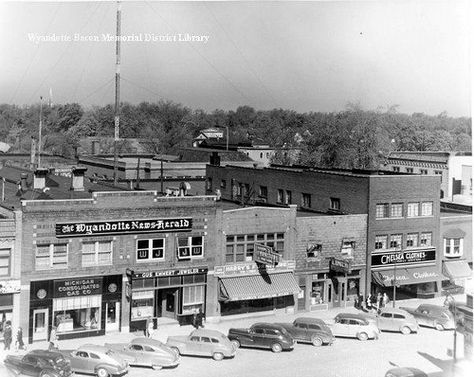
[219,272,300,301]
[372,266,441,287]
[443,260,472,280]
[442,228,466,239]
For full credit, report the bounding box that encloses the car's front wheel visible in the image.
[400,326,411,335]
[212,352,224,361]
[357,332,368,341]
[311,336,323,347]
[271,343,283,353]
[96,367,109,377]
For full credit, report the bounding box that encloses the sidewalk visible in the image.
[0,294,464,361]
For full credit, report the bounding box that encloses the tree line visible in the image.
[0,101,470,169]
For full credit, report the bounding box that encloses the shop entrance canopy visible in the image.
[372,266,441,287]
[442,260,472,280]
[219,272,300,301]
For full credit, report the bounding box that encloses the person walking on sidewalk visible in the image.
[192,308,205,329]
[49,326,58,351]
[15,327,25,351]
[3,320,12,350]
[382,292,390,308]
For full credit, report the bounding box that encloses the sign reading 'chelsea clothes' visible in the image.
[56,218,193,237]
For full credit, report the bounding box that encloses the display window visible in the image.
[53,295,101,333]
[182,285,205,314]
[131,290,154,320]
[0,308,13,340]
[311,281,326,304]
[347,278,359,302]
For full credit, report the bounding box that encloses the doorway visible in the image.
[105,302,120,332]
[33,308,48,342]
[157,288,178,319]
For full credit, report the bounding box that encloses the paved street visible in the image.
[1,295,471,377]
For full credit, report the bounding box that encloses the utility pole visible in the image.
[113,1,121,186]
[392,263,397,308]
[38,96,43,168]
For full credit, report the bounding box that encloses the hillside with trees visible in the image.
[0,101,470,169]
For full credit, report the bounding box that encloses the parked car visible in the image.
[399,304,455,331]
[105,337,180,369]
[376,308,419,335]
[61,344,128,377]
[330,313,380,341]
[166,329,235,361]
[385,367,428,377]
[275,317,334,346]
[228,322,295,353]
[4,349,73,377]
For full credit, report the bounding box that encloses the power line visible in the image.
[121,75,162,99]
[77,77,115,104]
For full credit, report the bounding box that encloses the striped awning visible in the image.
[443,260,472,280]
[219,272,300,301]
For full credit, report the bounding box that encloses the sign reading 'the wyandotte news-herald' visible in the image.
[56,218,193,237]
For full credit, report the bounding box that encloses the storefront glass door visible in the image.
[158,288,178,319]
[33,308,48,341]
[105,302,120,332]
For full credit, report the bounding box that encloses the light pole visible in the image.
[392,263,397,308]
[445,291,458,363]
[225,126,229,151]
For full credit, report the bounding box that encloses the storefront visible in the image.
[127,267,208,330]
[371,247,440,298]
[327,257,362,308]
[215,260,300,316]
[441,259,472,293]
[29,275,122,343]
[0,280,20,341]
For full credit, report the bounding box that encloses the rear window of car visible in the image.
[381,313,392,318]
[211,338,219,343]
[308,324,321,330]
[190,336,200,342]
[254,328,264,334]
[265,329,280,336]
[296,323,307,329]
[90,353,100,359]
[143,346,155,352]
[201,337,211,343]
[393,314,405,319]
[130,345,143,351]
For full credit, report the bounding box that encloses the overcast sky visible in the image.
[0,0,471,116]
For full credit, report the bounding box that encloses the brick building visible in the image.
[206,164,442,300]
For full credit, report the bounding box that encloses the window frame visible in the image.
[177,235,204,260]
[407,202,419,217]
[302,193,311,208]
[389,234,402,249]
[330,197,341,211]
[81,240,112,267]
[406,233,419,248]
[376,203,390,219]
[444,238,463,257]
[390,203,403,218]
[0,248,12,277]
[136,238,165,262]
[421,202,433,217]
[36,243,69,270]
[375,235,387,250]
[420,232,432,247]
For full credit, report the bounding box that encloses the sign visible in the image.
[131,267,208,279]
[253,243,280,267]
[54,277,103,298]
[330,257,352,274]
[56,218,193,238]
[214,260,296,277]
[0,280,21,294]
[377,267,441,286]
[371,248,436,268]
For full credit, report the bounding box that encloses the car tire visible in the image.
[357,332,368,341]
[231,339,241,349]
[171,346,180,355]
[212,352,224,361]
[271,343,283,353]
[311,337,323,347]
[434,322,444,331]
[151,364,163,370]
[400,326,411,335]
[96,368,109,377]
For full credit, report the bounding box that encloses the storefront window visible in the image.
[225,233,285,263]
[0,249,11,276]
[0,296,13,340]
[182,285,205,314]
[311,281,325,304]
[131,290,154,320]
[53,295,101,333]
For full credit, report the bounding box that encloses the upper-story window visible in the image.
[177,236,204,260]
[277,189,284,203]
[376,203,390,219]
[302,193,311,208]
[341,241,355,256]
[225,233,284,263]
[406,167,414,173]
[259,186,268,199]
[420,169,428,175]
[137,238,165,262]
[220,180,226,189]
[0,249,11,276]
[390,203,403,218]
[444,238,463,258]
[392,166,400,172]
[306,243,322,258]
[36,243,68,270]
[285,190,292,205]
[389,234,402,249]
[82,241,112,266]
[330,198,341,211]
[434,171,443,182]
[420,232,432,247]
[406,233,419,248]
[421,202,433,216]
[375,235,387,250]
[407,202,419,217]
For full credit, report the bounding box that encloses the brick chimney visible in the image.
[33,168,48,190]
[70,167,87,191]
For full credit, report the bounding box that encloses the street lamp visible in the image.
[391,262,400,308]
[444,291,458,363]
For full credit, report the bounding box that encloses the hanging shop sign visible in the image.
[371,248,436,268]
[54,277,103,298]
[329,257,352,274]
[56,218,193,238]
[0,279,21,294]
[253,243,280,267]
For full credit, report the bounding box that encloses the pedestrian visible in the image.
[382,292,390,307]
[48,326,58,351]
[359,294,366,311]
[196,308,205,328]
[366,294,373,312]
[15,327,25,351]
[3,320,12,350]
[354,296,359,310]
[146,318,155,338]
[376,292,383,311]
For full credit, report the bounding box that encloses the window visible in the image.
[36,244,68,270]
[182,285,205,314]
[206,177,212,191]
[406,233,419,248]
[421,202,433,216]
[444,238,463,257]
[434,171,443,182]
[226,233,284,263]
[277,189,284,203]
[376,203,389,219]
[375,236,387,250]
[243,183,250,198]
[330,198,341,211]
[306,243,322,258]
[389,234,402,249]
[392,166,400,172]
[341,241,355,255]
[81,241,112,266]
[406,167,414,173]
[259,186,268,199]
[393,314,406,319]
[420,169,428,175]
[285,190,292,204]
[390,203,403,218]
[177,236,204,259]
[420,232,432,246]
[136,239,165,262]
[0,249,11,276]
[302,193,311,208]
[407,203,419,217]
[220,180,226,189]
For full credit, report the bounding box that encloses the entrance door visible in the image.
[158,288,178,319]
[33,308,48,341]
[105,302,120,332]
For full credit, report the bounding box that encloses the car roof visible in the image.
[78,344,110,352]
[294,317,327,324]
[252,322,286,330]
[130,337,164,346]
[419,304,445,310]
[27,350,64,358]
[335,313,370,321]
[380,308,411,315]
[190,329,226,338]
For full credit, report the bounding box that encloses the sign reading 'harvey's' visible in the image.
[56,218,192,237]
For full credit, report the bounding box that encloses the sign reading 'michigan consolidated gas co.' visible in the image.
[55,218,193,237]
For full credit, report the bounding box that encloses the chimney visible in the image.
[30,137,37,170]
[33,168,48,190]
[20,173,28,192]
[210,152,221,166]
[71,167,87,191]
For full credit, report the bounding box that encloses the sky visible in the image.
[0,0,471,117]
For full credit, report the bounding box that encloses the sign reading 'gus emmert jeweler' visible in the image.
[56,218,193,237]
